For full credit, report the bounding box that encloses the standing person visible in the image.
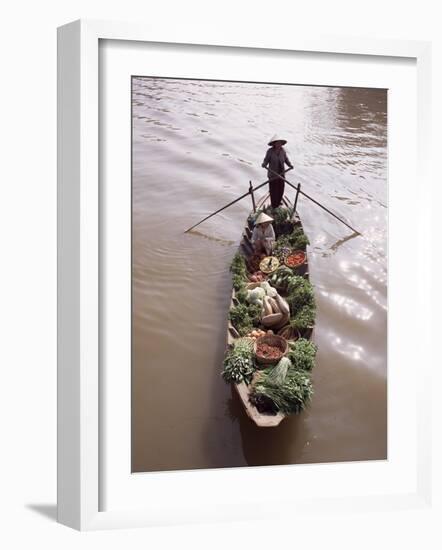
[262,135,293,208]
[251,212,276,256]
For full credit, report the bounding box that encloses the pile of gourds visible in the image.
[261,293,290,329]
[245,282,290,331]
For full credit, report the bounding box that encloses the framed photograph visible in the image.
[57,19,432,530]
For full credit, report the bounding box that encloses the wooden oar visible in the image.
[265,167,362,236]
[184,168,293,233]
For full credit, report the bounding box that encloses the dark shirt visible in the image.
[262,147,293,180]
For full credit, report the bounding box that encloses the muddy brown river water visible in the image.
[131,77,387,472]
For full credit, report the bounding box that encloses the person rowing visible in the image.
[262,135,293,209]
[251,212,275,256]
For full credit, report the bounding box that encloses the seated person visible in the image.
[251,212,275,256]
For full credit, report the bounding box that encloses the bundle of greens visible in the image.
[230,251,247,277]
[235,286,248,304]
[271,207,289,225]
[285,275,316,331]
[287,338,317,371]
[289,305,316,331]
[229,303,252,335]
[232,274,246,293]
[250,364,313,414]
[271,206,290,224]
[269,207,293,236]
[286,275,315,311]
[274,226,310,253]
[230,251,249,296]
[265,356,292,385]
[222,339,255,384]
[247,303,263,327]
[229,302,262,336]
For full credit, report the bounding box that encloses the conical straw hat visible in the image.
[268,134,287,146]
[255,212,274,225]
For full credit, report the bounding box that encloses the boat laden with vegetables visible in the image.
[223,195,317,427]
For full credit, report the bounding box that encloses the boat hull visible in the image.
[226,194,315,427]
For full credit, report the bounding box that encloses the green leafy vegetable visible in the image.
[265,357,292,385]
[230,252,248,279]
[287,338,317,371]
[270,206,289,225]
[229,302,262,335]
[250,368,313,414]
[274,227,310,252]
[286,275,315,312]
[289,304,316,330]
[230,251,250,297]
[235,287,248,304]
[234,337,255,353]
[232,273,246,292]
[229,303,253,335]
[222,341,255,384]
[247,303,263,327]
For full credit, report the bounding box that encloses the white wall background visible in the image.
[0,0,440,547]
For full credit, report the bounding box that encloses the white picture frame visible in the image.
[57,19,432,531]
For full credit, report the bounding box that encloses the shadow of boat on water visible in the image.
[226,387,311,468]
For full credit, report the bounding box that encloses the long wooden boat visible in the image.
[226,193,315,428]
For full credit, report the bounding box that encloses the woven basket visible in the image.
[259,256,280,274]
[277,325,301,342]
[254,332,288,366]
[284,250,306,269]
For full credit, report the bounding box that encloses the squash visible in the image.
[262,296,273,316]
[275,294,290,316]
[268,297,280,313]
[273,311,290,330]
[261,312,283,327]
